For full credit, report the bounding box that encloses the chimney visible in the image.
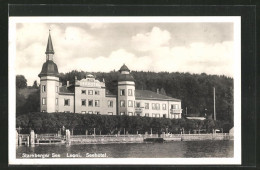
[67,81,69,87]
[157,88,159,94]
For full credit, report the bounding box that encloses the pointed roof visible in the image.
[119,64,130,73]
[45,32,54,54]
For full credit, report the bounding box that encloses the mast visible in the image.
[213,87,216,120]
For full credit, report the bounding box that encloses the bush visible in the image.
[16,112,232,134]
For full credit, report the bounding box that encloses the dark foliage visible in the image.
[16,75,27,89]
[16,88,40,116]
[16,112,232,134]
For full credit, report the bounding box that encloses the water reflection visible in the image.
[17,141,233,158]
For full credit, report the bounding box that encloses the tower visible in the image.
[117,64,135,115]
[38,31,59,112]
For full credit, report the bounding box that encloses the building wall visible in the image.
[104,96,117,115]
[74,86,116,115]
[40,76,59,112]
[118,81,135,115]
[58,94,74,113]
[135,99,182,119]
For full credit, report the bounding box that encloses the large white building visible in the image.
[39,33,182,119]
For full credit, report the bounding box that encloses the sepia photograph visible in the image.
[9,16,241,165]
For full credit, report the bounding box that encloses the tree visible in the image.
[32,80,38,88]
[16,75,27,89]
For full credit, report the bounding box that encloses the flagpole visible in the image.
[213,87,216,120]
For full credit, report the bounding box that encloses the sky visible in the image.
[15,22,234,86]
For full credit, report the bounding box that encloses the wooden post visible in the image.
[151,128,152,135]
[66,129,71,144]
[94,128,96,136]
[85,130,88,136]
[30,130,35,145]
[18,136,22,145]
[16,130,18,145]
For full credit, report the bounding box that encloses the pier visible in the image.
[16,129,233,146]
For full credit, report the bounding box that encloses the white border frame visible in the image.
[9,16,241,165]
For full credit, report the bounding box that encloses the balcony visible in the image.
[135,107,143,113]
[170,109,182,114]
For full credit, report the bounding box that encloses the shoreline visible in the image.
[17,133,233,145]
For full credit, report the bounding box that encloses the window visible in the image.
[64,99,70,106]
[163,114,167,118]
[128,100,133,107]
[42,98,46,105]
[156,103,160,110]
[81,111,86,114]
[96,111,100,115]
[56,86,59,93]
[55,98,58,105]
[108,112,113,115]
[152,103,156,110]
[95,100,100,107]
[88,100,93,107]
[120,100,125,107]
[145,103,149,109]
[162,104,166,110]
[128,89,132,96]
[128,112,133,116]
[82,90,86,94]
[145,113,149,117]
[152,113,160,117]
[95,91,100,95]
[136,102,141,108]
[171,104,179,109]
[88,111,93,114]
[136,113,140,116]
[120,112,125,115]
[42,85,46,92]
[82,99,86,106]
[120,89,125,96]
[88,90,93,95]
[108,100,113,107]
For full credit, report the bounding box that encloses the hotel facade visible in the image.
[39,33,183,119]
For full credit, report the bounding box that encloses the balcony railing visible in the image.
[170,109,182,114]
[135,107,144,113]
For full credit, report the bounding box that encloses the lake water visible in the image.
[16,140,233,158]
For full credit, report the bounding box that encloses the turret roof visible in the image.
[45,32,54,54]
[119,64,130,73]
[38,60,59,77]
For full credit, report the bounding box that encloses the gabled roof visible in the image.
[135,90,181,102]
